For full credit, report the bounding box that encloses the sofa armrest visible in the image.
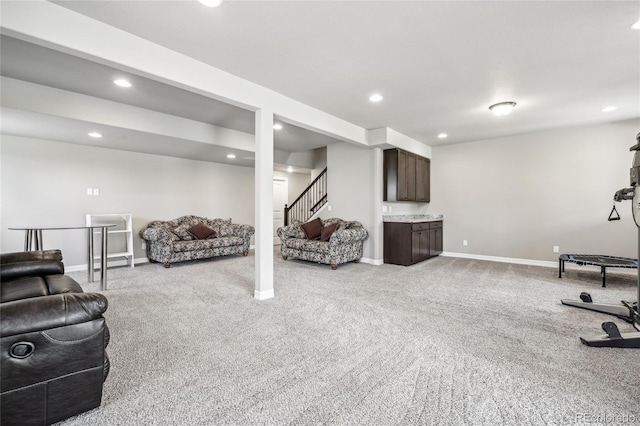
[1,293,108,338]
[231,223,255,239]
[140,227,178,243]
[329,227,369,245]
[277,223,304,241]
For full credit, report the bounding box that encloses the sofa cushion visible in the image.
[320,223,338,242]
[1,274,84,304]
[173,225,195,241]
[282,221,306,239]
[1,277,49,303]
[218,222,234,237]
[173,236,245,253]
[302,218,323,240]
[188,224,216,240]
[285,238,330,253]
[1,260,65,282]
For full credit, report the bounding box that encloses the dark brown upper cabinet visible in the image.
[384,148,430,202]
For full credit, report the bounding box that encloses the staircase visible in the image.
[284,167,327,225]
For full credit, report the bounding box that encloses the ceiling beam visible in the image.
[1,0,369,147]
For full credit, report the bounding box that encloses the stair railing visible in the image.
[284,167,327,225]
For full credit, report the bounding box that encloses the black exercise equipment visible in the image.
[561,132,640,348]
[608,187,634,221]
[608,204,620,221]
[558,254,638,287]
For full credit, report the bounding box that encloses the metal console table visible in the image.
[8,224,115,290]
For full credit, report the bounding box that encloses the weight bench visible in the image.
[558,254,638,287]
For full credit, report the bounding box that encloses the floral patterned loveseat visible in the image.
[276,218,368,269]
[139,215,254,268]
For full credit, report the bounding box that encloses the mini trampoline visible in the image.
[558,254,638,287]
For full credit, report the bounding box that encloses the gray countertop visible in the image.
[382,214,444,223]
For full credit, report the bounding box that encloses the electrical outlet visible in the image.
[463,240,468,246]
[87,188,93,196]
[328,205,332,212]
[382,205,388,213]
[553,246,559,253]
[93,188,100,196]
[141,242,146,250]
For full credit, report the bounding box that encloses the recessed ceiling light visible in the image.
[602,106,618,113]
[438,133,448,139]
[489,102,517,116]
[369,93,384,103]
[632,19,640,30]
[113,79,131,88]
[88,132,102,138]
[199,0,222,7]
[273,123,283,130]
[226,154,236,159]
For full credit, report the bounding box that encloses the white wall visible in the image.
[1,135,255,268]
[273,170,311,206]
[324,142,377,260]
[5,120,637,270]
[429,119,639,262]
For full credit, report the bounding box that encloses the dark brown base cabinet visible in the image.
[383,221,443,266]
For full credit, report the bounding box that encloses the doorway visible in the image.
[273,178,288,245]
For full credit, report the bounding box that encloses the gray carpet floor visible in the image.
[63,250,640,425]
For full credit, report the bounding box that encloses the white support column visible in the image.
[254,109,275,300]
[371,148,385,264]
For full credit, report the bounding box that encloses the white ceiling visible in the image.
[0,33,340,171]
[1,1,639,165]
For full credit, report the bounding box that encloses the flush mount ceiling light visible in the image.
[273,123,283,130]
[113,79,131,88]
[199,0,222,7]
[226,154,236,159]
[489,102,517,116]
[602,106,618,113]
[369,93,383,103]
[88,132,102,138]
[437,133,448,139]
[287,166,293,173]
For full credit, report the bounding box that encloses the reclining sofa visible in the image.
[0,250,109,425]
[277,218,368,269]
[139,215,255,268]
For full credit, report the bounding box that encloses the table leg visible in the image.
[558,259,562,278]
[602,266,606,288]
[88,228,95,283]
[24,229,43,251]
[100,226,108,291]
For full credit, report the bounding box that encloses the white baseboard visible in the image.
[360,257,383,266]
[441,251,557,268]
[65,257,149,273]
[254,288,274,300]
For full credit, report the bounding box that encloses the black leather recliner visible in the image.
[0,250,109,425]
